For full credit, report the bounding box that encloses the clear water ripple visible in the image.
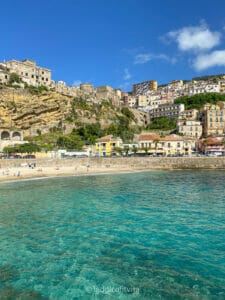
[0,170,225,299]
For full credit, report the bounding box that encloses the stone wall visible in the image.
[1,157,225,170]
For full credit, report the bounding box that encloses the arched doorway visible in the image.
[12,131,21,141]
[1,131,10,140]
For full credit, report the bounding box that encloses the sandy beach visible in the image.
[0,156,225,183]
[0,163,135,183]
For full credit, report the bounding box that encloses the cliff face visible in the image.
[0,87,147,136]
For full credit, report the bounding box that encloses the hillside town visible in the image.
[0,58,225,158]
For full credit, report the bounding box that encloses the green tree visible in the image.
[153,139,160,152]
[3,143,40,154]
[8,73,21,85]
[114,146,123,156]
[57,133,84,150]
[132,145,138,156]
[123,145,130,156]
[121,107,135,120]
[147,117,176,131]
[174,93,225,110]
[143,147,149,155]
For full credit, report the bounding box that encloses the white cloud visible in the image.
[167,23,221,52]
[73,80,82,86]
[124,68,131,80]
[193,50,225,71]
[134,53,175,64]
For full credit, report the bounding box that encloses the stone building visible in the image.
[80,83,94,94]
[201,102,225,137]
[0,129,25,151]
[2,59,51,87]
[96,85,114,98]
[52,80,79,97]
[0,63,9,84]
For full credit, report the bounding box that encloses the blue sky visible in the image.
[1,0,225,91]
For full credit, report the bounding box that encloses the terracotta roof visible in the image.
[204,138,224,145]
[97,135,113,142]
[138,134,160,141]
[160,135,183,141]
[139,134,184,142]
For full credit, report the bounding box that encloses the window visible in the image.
[168,143,171,148]
[177,142,180,148]
[25,73,28,76]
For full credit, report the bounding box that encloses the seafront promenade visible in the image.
[0,157,225,182]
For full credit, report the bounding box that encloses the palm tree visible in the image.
[132,145,138,156]
[114,146,123,156]
[153,139,160,154]
[123,145,130,156]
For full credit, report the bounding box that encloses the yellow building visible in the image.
[96,135,122,157]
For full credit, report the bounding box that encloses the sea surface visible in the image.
[0,171,225,299]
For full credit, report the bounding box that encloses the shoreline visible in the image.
[0,157,225,183]
[0,165,145,183]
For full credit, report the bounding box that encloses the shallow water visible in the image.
[0,171,225,299]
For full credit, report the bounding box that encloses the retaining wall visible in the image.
[0,157,225,170]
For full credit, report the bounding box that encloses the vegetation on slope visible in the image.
[146,117,177,131]
[24,106,142,150]
[174,93,225,110]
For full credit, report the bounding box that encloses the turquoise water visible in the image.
[0,171,225,299]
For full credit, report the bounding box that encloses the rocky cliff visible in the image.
[0,87,147,136]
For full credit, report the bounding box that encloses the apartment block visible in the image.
[149,103,184,120]
[201,102,225,136]
[133,80,158,95]
[177,120,202,139]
